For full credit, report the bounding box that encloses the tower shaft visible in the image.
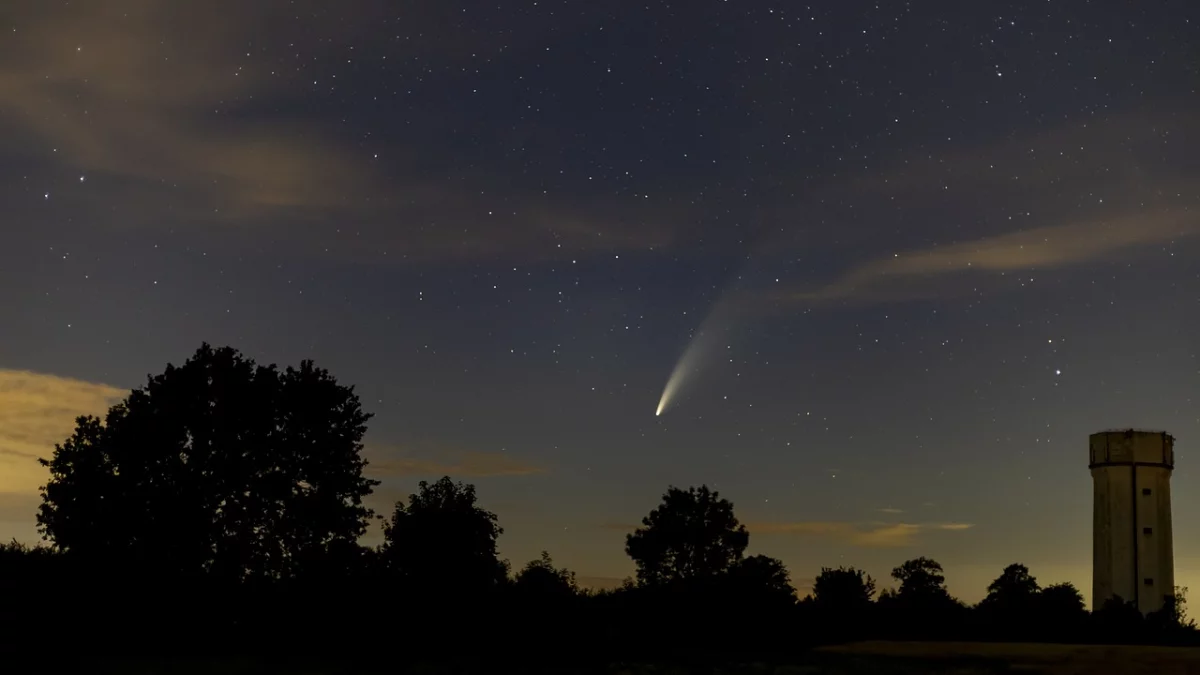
[1090,430,1175,615]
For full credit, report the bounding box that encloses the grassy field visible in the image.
[807,640,1200,674]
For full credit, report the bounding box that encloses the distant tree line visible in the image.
[1,344,1195,671]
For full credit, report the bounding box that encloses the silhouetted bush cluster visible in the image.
[1,345,1196,671]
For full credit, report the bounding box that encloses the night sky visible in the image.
[2,1,1198,605]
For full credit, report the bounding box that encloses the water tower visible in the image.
[1090,429,1175,614]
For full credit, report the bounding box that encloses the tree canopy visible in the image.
[625,484,749,585]
[37,343,378,581]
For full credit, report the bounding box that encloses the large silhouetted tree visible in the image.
[625,485,749,585]
[37,344,378,581]
[380,476,508,595]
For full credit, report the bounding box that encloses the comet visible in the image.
[654,285,744,417]
[654,232,786,417]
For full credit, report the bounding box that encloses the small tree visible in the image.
[984,563,1040,602]
[625,485,749,586]
[811,566,876,639]
[1040,581,1086,616]
[1146,586,1197,638]
[1041,578,1089,614]
[892,557,950,601]
[381,476,508,596]
[1094,595,1145,641]
[514,551,579,600]
[885,557,961,638]
[1173,587,1196,629]
[1035,581,1088,640]
[978,563,1042,639]
[813,566,877,609]
[729,554,796,603]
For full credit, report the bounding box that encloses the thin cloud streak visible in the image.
[0,2,372,216]
[750,521,974,548]
[786,210,1197,304]
[0,1,691,265]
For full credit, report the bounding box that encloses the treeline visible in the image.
[0,345,1195,670]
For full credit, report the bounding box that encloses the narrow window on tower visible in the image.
[1145,578,1154,586]
[1143,488,1152,495]
[1144,527,1153,535]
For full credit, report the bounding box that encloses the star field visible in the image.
[1,0,1198,603]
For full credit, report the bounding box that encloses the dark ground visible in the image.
[68,641,1200,675]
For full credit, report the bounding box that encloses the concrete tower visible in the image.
[1090,429,1175,614]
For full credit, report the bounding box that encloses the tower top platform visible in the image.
[1089,429,1174,469]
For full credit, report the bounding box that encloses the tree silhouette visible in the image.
[984,563,1040,602]
[514,550,579,600]
[1036,578,1094,629]
[813,566,877,609]
[1040,581,1085,614]
[810,566,877,640]
[625,485,749,585]
[1172,587,1196,629]
[892,557,950,601]
[729,554,796,604]
[37,344,378,581]
[978,563,1042,639]
[1146,587,1196,640]
[883,557,963,638]
[380,476,508,596]
[1093,595,1145,642]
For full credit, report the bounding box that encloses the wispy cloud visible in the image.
[749,521,973,548]
[0,2,691,264]
[785,210,1196,304]
[0,369,125,494]
[368,451,547,479]
[0,2,374,217]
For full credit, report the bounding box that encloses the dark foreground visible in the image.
[816,641,1200,673]
[51,642,1200,675]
